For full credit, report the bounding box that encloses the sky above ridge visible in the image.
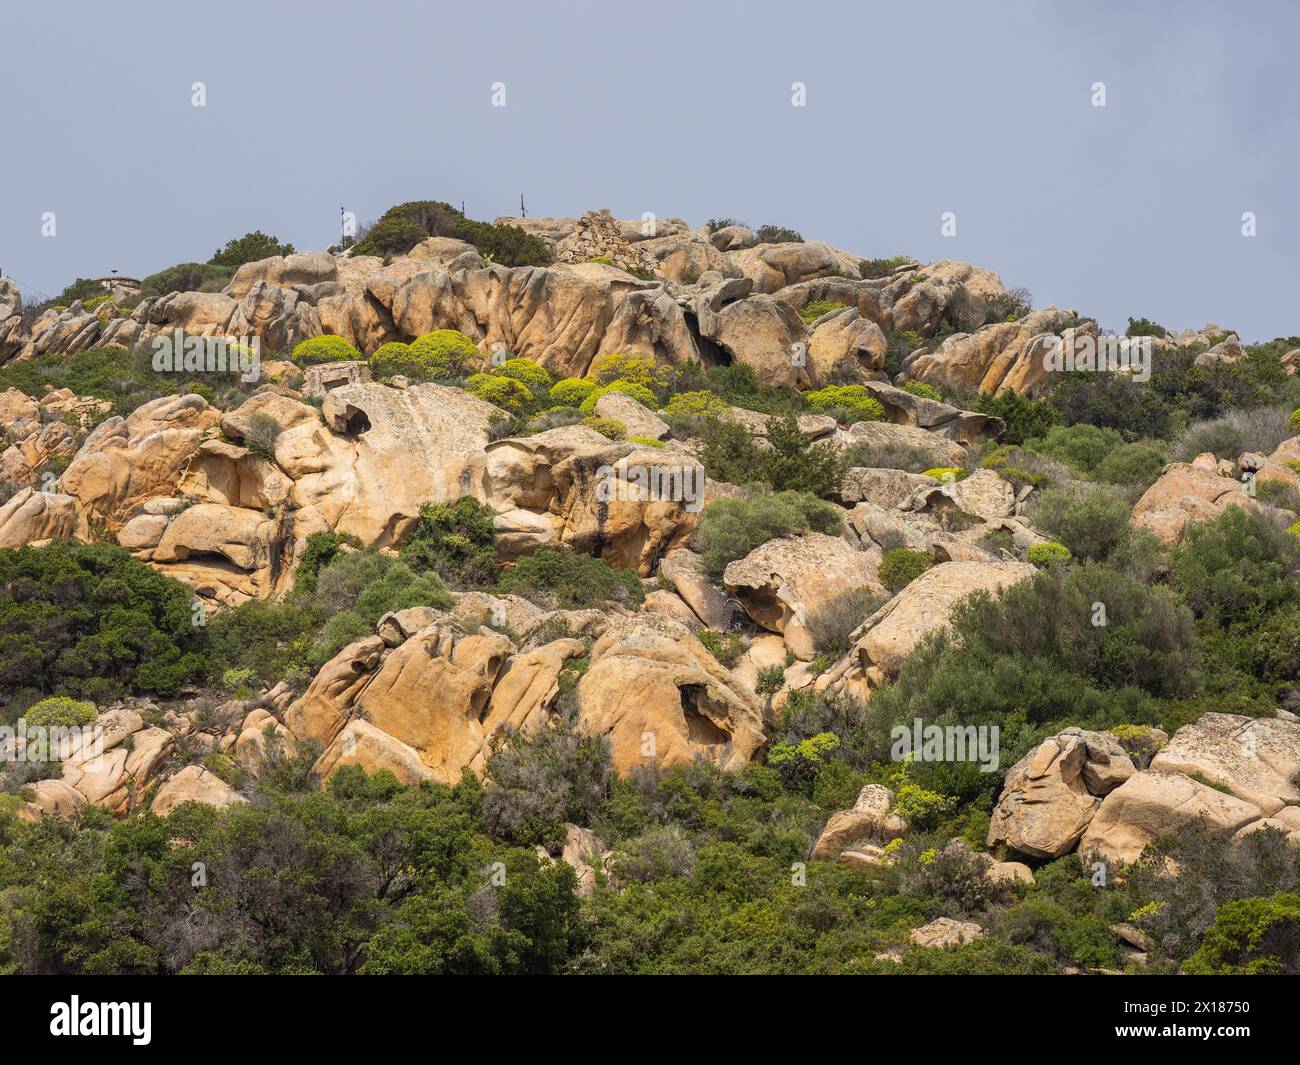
[2,0,1297,341]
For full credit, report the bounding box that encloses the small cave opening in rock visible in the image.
[340,405,372,435]
[679,684,730,746]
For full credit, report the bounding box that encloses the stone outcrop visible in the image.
[575,615,765,774]
[819,560,1036,694]
[723,533,884,659]
[987,729,1135,859]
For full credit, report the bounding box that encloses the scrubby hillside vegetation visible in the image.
[0,206,1298,975]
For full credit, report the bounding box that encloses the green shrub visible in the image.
[663,390,728,419]
[468,374,532,412]
[879,548,933,591]
[972,391,1060,445]
[901,381,942,401]
[549,378,598,407]
[806,586,884,658]
[698,630,745,668]
[399,497,498,588]
[1028,541,1073,567]
[494,358,551,393]
[1029,483,1132,562]
[799,300,847,325]
[581,416,626,440]
[1289,408,1300,432]
[0,541,207,717]
[497,548,643,609]
[1093,442,1167,487]
[1183,894,1300,974]
[350,199,551,266]
[138,262,232,300]
[805,385,885,424]
[920,467,963,483]
[754,224,802,243]
[755,664,786,694]
[627,435,665,448]
[1030,424,1127,475]
[292,335,362,365]
[406,329,481,379]
[24,696,96,729]
[589,352,675,393]
[1126,316,1167,339]
[209,230,294,269]
[244,412,282,460]
[859,256,911,279]
[368,341,414,378]
[694,491,843,577]
[310,552,453,667]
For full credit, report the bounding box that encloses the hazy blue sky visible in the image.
[3,0,1297,340]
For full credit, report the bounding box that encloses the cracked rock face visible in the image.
[986,730,1135,859]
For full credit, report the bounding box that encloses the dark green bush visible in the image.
[878,548,933,591]
[497,548,643,609]
[399,497,498,588]
[0,541,207,717]
[694,491,843,577]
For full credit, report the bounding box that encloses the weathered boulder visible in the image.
[723,532,884,659]
[987,730,1135,859]
[1148,713,1300,815]
[1080,770,1264,869]
[150,765,247,817]
[910,917,985,949]
[575,615,764,774]
[810,784,906,860]
[826,560,1036,686]
[60,394,221,525]
[593,391,669,440]
[1132,456,1265,542]
[0,487,89,546]
[838,419,968,470]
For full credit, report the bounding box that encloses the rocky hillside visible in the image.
[0,204,1298,975]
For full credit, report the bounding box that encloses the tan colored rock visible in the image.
[317,381,501,546]
[478,638,587,749]
[903,468,1016,523]
[18,778,87,820]
[910,917,985,949]
[593,391,669,440]
[61,394,220,525]
[658,548,731,629]
[575,615,764,774]
[987,731,1134,859]
[986,860,1035,886]
[284,635,386,746]
[1132,460,1261,543]
[838,419,967,469]
[357,627,512,784]
[151,765,247,816]
[1079,770,1263,869]
[810,784,906,860]
[0,487,89,546]
[723,532,883,660]
[312,719,435,786]
[845,560,1036,679]
[807,309,887,379]
[643,589,704,630]
[841,468,939,508]
[1148,713,1300,815]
